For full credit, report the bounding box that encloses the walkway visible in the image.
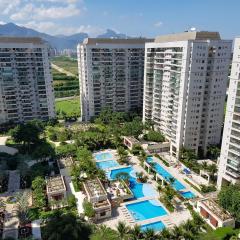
[0,136,18,155]
[8,171,20,193]
[51,63,76,77]
[2,203,18,239]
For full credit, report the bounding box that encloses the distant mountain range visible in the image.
[0,23,128,50]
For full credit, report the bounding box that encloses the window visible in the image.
[100,212,106,217]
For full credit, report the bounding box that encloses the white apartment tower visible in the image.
[77,38,152,121]
[143,31,232,159]
[0,37,55,124]
[217,38,240,188]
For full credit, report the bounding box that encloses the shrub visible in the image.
[83,200,95,218]
[143,130,165,142]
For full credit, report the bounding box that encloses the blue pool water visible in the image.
[95,152,113,161]
[109,166,157,199]
[181,191,195,199]
[96,160,119,170]
[141,221,165,232]
[147,157,185,191]
[126,200,167,221]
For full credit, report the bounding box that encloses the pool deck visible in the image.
[144,156,202,198]
[94,150,194,230]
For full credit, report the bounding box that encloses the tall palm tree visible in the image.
[116,221,130,239]
[43,212,92,240]
[158,228,172,239]
[16,191,30,226]
[171,225,184,240]
[143,228,157,240]
[90,224,120,240]
[129,225,143,240]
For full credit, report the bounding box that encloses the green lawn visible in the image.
[51,56,78,76]
[55,97,80,118]
[199,227,239,240]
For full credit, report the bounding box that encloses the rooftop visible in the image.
[0,36,45,44]
[83,37,153,45]
[46,175,66,193]
[57,157,74,169]
[124,136,140,144]
[84,178,107,198]
[155,31,221,43]
[201,198,233,221]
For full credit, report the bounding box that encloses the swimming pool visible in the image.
[95,152,113,161]
[141,221,165,232]
[96,160,120,170]
[180,191,195,199]
[147,157,185,191]
[126,200,167,221]
[109,166,158,199]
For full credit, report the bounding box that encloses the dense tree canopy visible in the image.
[218,184,240,221]
[42,212,92,240]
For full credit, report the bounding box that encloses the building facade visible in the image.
[0,37,55,124]
[217,38,240,188]
[77,38,152,121]
[143,31,232,159]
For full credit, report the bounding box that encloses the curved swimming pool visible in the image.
[109,166,158,199]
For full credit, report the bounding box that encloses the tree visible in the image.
[90,225,120,240]
[9,121,43,152]
[115,172,130,183]
[143,130,165,142]
[32,177,46,209]
[16,191,31,226]
[116,221,130,240]
[83,200,95,218]
[218,184,240,221]
[207,145,220,160]
[129,225,143,240]
[143,228,157,240]
[42,212,92,240]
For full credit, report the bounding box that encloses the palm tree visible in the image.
[171,225,184,240]
[158,228,172,239]
[43,212,92,240]
[90,224,120,240]
[116,221,130,239]
[129,225,143,240]
[157,184,162,195]
[143,228,157,240]
[16,191,31,226]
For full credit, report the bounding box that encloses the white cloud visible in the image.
[21,21,105,36]
[0,21,6,25]
[154,21,163,28]
[10,3,81,21]
[0,0,20,15]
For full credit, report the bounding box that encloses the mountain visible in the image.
[97,29,127,39]
[0,23,128,50]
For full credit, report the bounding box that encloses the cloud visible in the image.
[21,21,105,36]
[154,21,163,27]
[0,0,20,15]
[0,21,6,25]
[10,3,81,21]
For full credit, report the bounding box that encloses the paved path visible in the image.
[55,96,78,101]
[8,171,20,193]
[51,63,77,77]
[2,204,19,239]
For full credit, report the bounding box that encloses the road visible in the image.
[51,63,77,77]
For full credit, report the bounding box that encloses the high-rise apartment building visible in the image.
[217,38,240,188]
[77,38,152,121]
[143,31,232,158]
[0,37,55,124]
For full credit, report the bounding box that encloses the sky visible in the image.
[0,0,239,38]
